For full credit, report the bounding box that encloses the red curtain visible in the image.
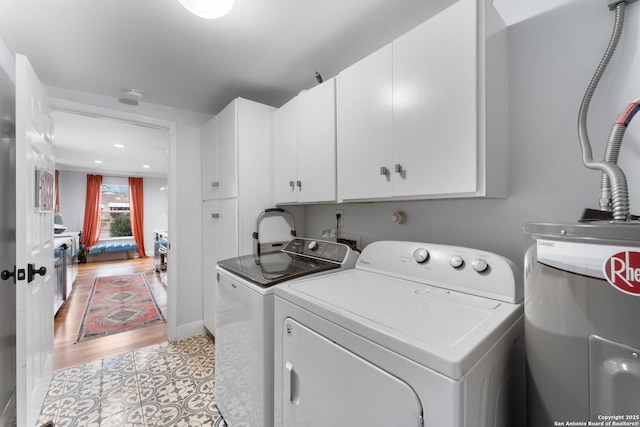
[81,174,103,249]
[54,169,60,213]
[128,177,147,257]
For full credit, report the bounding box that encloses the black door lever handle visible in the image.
[27,263,47,283]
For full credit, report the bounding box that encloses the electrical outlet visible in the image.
[337,233,360,251]
[336,209,344,227]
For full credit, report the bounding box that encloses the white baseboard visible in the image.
[0,390,16,427]
[174,320,204,341]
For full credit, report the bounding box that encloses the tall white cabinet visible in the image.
[202,98,276,334]
[337,0,508,201]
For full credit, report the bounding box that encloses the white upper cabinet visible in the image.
[337,0,508,202]
[273,78,337,204]
[296,78,336,203]
[392,0,477,197]
[273,97,298,204]
[337,44,393,200]
[201,116,218,200]
[216,100,239,200]
[200,99,240,201]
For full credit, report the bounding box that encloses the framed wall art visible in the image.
[35,167,54,212]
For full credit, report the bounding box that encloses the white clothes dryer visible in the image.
[274,241,524,427]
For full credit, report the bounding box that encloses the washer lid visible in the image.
[277,269,522,380]
[217,251,339,287]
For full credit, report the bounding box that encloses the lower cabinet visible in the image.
[202,198,238,334]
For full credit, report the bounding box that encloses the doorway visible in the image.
[50,98,178,350]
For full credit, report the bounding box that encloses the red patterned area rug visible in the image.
[76,273,166,343]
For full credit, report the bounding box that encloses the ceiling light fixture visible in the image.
[119,89,144,106]
[177,0,235,19]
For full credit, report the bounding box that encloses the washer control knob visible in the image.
[308,240,318,251]
[472,259,489,273]
[450,256,464,269]
[413,248,429,264]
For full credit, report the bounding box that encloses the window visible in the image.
[100,184,132,238]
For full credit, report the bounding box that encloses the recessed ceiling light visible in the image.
[113,144,125,148]
[94,160,103,164]
[143,165,150,168]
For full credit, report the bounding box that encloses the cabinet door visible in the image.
[202,200,219,333]
[217,198,239,261]
[201,116,218,200]
[273,97,299,204]
[337,44,393,201]
[280,318,423,426]
[216,100,238,199]
[392,0,478,197]
[296,78,337,203]
[202,198,238,334]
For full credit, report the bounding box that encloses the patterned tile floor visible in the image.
[38,334,227,427]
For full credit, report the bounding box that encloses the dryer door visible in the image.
[280,318,423,426]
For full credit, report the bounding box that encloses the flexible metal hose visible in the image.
[600,97,640,211]
[577,2,631,221]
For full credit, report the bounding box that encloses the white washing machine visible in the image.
[274,241,525,427]
[215,238,358,427]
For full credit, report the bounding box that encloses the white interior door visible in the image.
[15,54,55,427]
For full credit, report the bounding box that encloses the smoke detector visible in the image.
[119,89,144,105]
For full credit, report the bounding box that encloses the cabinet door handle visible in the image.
[211,181,219,188]
[380,166,390,177]
[211,213,219,219]
[394,164,404,174]
[296,181,302,191]
[289,181,295,190]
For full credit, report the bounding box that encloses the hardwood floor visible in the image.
[54,257,168,371]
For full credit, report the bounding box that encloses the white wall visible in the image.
[303,0,640,274]
[56,170,86,232]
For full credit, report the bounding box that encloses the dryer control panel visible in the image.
[356,241,522,303]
